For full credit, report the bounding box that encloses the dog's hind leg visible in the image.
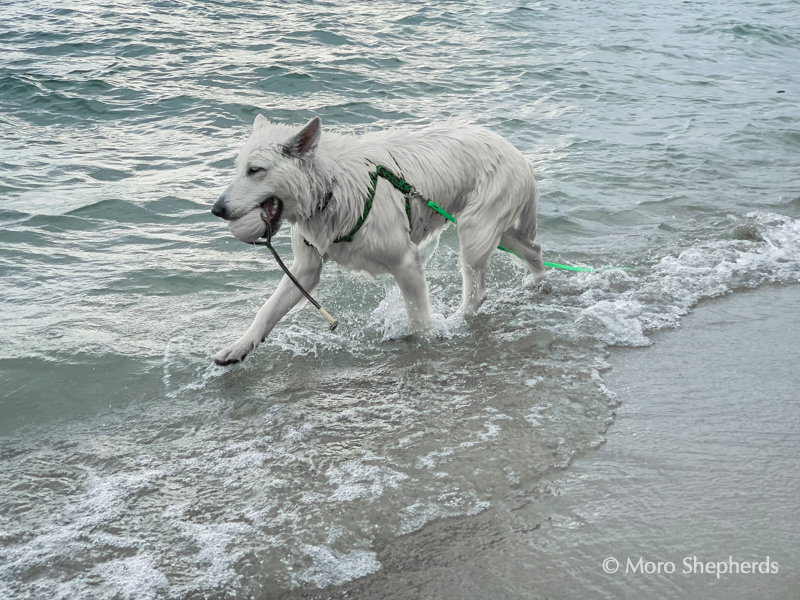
[496,166,545,280]
[390,244,432,332]
[499,227,546,281]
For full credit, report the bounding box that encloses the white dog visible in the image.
[211,116,545,365]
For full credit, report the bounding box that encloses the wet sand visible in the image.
[301,284,800,599]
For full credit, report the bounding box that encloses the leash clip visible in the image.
[408,185,429,204]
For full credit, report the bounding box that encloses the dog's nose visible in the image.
[211,197,229,220]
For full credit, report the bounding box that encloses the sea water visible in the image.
[1,1,798,598]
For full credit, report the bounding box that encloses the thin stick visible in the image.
[252,217,338,331]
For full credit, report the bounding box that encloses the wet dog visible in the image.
[211,116,545,365]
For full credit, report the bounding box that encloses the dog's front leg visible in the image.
[213,247,323,366]
[390,245,432,333]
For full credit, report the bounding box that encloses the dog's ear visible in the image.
[254,114,269,129]
[283,117,321,158]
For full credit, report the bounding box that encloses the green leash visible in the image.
[423,198,595,273]
[340,164,599,273]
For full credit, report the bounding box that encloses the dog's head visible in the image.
[211,115,321,242]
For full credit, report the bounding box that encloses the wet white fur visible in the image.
[212,115,545,365]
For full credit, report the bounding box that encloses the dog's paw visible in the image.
[213,336,260,366]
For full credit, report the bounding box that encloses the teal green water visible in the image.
[1,1,799,598]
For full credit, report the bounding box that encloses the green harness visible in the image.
[334,164,595,273]
[334,165,412,243]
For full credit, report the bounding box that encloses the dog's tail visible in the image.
[516,164,539,240]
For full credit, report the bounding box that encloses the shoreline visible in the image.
[297,283,800,599]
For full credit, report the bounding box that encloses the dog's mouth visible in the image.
[261,196,283,237]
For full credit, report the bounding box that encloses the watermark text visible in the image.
[602,556,779,579]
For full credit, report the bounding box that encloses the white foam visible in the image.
[172,521,254,590]
[294,545,381,588]
[397,494,492,536]
[371,281,410,340]
[524,403,554,428]
[415,408,511,467]
[369,278,467,342]
[325,461,409,502]
[578,299,650,346]
[92,554,169,600]
[572,212,800,346]
[0,470,165,599]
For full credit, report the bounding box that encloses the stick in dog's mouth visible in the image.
[256,212,339,331]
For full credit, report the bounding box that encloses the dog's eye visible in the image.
[247,166,265,176]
